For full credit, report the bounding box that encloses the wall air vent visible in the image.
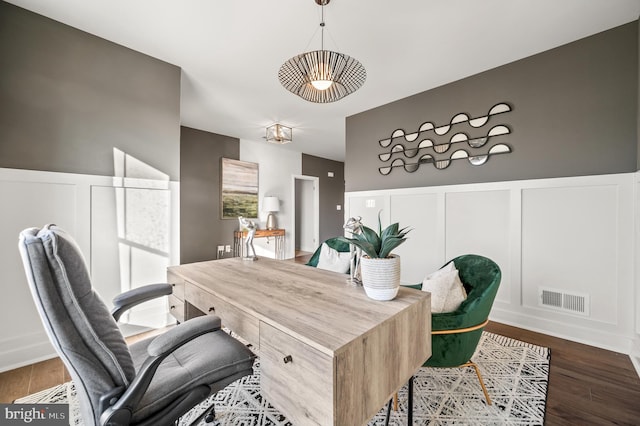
[539,287,589,316]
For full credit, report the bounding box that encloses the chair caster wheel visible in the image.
[204,410,215,423]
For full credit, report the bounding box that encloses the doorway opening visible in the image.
[292,175,319,261]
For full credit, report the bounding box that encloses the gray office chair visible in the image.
[18,224,255,426]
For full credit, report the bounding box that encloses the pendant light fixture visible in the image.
[278,0,366,103]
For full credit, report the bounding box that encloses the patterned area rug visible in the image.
[17,332,550,425]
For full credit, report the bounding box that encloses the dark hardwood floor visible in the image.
[2,256,639,425]
[485,322,640,425]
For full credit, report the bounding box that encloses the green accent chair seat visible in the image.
[305,237,351,271]
[405,254,501,405]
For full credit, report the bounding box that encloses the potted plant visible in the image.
[338,213,410,301]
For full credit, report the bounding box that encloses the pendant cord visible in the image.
[320,3,325,51]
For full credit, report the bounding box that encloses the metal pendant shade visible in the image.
[278,0,366,103]
[279,50,366,103]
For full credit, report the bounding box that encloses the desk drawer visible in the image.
[167,294,185,323]
[167,271,185,301]
[260,322,333,425]
[185,283,259,348]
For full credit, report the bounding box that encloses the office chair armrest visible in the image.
[147,315,222,356]
[99,315,223,425]
[111,283,173,321]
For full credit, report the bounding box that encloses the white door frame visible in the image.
[291,175,319,254]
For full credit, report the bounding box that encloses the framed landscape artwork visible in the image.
[221,158,259,219]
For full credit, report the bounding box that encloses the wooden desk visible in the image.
[167,258,431,426]
[233,228,285,259]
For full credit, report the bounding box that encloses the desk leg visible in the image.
[384,375,413,426]
[384,399,392,426]
[408,375,414,425]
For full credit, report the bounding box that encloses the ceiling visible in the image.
[7,0,640,162]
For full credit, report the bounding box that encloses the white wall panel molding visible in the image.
[632,171,640,375]
[0,167,180,372]
[0,331,55,373]
[346,172,636,354]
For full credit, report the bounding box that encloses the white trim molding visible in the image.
[346,172,637,356]
[0,167,180,372]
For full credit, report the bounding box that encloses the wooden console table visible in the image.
[233,228,285,259]
[167,258,431,425]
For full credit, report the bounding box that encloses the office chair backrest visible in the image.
[19,225,135,425]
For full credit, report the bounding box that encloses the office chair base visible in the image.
[204,405,215,422]
[185,403,216,426]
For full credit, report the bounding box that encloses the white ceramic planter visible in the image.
[359,254,400,301]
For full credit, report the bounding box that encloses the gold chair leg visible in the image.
[462,361,492,405]
[393,392,398,411]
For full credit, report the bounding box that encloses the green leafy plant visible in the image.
[338,212,410,259]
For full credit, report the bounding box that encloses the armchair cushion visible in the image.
[421,262,467,313]
[306,237,351,270]
[316,242,351,273]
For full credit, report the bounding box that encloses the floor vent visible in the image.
[539,287,589,316]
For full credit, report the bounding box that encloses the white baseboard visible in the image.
[490,309,633,355]
[0,332,56,373]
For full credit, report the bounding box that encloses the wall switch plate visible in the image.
[225,245,231,252]
[217,245,224,252]
[327,171,334,177]
[336,205,342,210]
[366,199,376,208]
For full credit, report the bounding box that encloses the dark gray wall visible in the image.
[302,154,345,243]
[180,126,240,264]
[346,22,638,192]
[0,1,181,179]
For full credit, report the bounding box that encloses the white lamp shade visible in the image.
[262,196,280,212]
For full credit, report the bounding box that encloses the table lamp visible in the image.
[263,196,280,230]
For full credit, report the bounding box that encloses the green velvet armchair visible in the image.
[405,254,501,405]
[305,237,351,269]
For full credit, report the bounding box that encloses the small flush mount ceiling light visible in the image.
[266,124,293,144]
[278,0,366,103]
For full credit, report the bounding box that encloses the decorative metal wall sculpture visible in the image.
[378,103,513,175]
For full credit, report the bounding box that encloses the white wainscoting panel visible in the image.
[345,173,636,355]
[521,185,619,324]
[389,193,442,285]
[0,168,179,372]
[0,177,83,369]
[347,195,390,230]
[445,190,512,304]
[633,172,640,376]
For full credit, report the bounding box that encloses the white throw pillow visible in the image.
[421,262,467,313]
[316,243,351,273]
[441,271,467,313]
